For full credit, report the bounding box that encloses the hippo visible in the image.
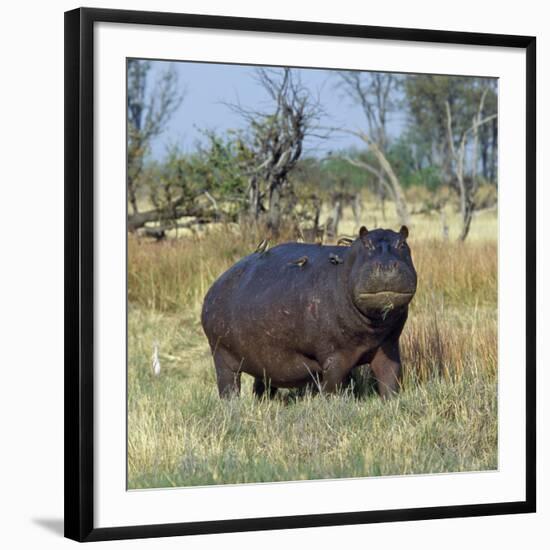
[201,226,417,399]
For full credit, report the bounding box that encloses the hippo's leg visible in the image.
[212,347,242,398]
[320,354,353,394]
[370,340,402,399]
[252,377,278,400]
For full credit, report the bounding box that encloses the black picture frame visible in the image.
[64,7,537,543]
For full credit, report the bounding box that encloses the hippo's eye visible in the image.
[397,241,406,250]
[365,241,376,251]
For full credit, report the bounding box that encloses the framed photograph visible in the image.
[65,7,536,542]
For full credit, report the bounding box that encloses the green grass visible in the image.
[127,204,498,488]
[128,305,496,488]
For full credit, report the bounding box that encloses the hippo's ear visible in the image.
[359,226,369,242]
[399,225,409,240]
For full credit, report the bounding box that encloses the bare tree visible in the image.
[337,72,410,225]
[227,68,324,232]
[127,60,184,217]
[445,88,497,241]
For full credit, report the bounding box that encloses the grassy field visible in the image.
[127,204,498,489]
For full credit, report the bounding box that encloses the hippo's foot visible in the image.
[345,364,377,399]
[213,347,242,398]
[293,382,320,398]
[252,377,278,400]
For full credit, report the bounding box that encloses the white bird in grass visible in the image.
[151,341,161,376]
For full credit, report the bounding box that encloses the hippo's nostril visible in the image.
[371,260,401,274]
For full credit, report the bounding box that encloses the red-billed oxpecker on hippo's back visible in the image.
[201,226,417,399]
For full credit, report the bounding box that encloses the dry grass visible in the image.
[128,213,497,314]
[127,204,498,488]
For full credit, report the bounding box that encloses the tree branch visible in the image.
[342,156,385,181]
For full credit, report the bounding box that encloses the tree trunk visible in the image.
[445,92,495,242]
[481,130,489,181]
[248,176,261,219]
[367,139,409,225]
[376,176,386,222]
[267,183,282,233]
[456,144,469,242]
[459,196,475,241]
[440,208,449,240]
[342,144,408,226]
[313,198,322,231]
[127,176,139,215]
[327,199,342,239]
[490,118,498,183]
[351,193,363,229]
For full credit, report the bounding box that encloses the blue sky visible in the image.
[147,60,408,160]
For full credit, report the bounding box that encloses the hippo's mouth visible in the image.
[359,291,413,298]
[356,290,415,312]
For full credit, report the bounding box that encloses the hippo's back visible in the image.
[201,242,348,344]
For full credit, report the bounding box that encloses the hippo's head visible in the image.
[348,226,417,316]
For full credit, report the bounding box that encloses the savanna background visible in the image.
[127,61,497,489]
